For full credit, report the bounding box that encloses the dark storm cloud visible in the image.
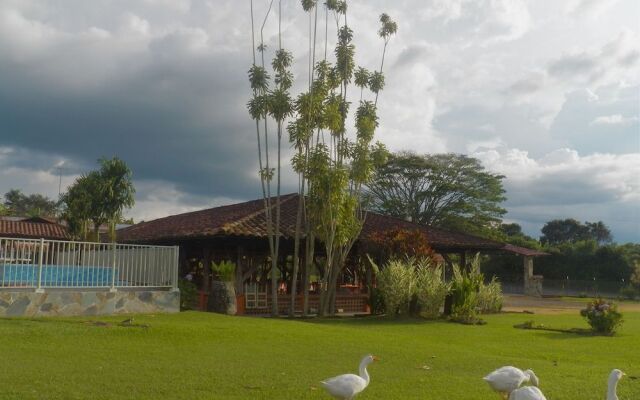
[0,31,281,200]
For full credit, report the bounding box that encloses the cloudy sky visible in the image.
[0,0,638,242]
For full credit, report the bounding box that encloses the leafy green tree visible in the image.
[585,221,613,245]
[540,219,612,245]
[96,157,135,241]
[250,1,396,316]
[287,3,396,316]
[367,152,507,238]
[60,174,95,240]
[3,189,59,217]
[61,157,134,242]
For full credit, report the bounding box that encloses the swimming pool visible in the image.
[1,264,119,287]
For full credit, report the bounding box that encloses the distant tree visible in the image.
[97,157,135,241]
[61,157,135,242]
[3,189,58,217]
[540,219,612,245]
[500,223,523,237]
[0,203,8,216]
[585,221,613,245]
[60,175,95,240]
[367,152,506,238]
[499,222,541,249]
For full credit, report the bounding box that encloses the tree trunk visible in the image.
[271,257,278,316]
[302,233,314,316]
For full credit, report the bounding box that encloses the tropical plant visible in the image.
[375,259,416,317]
[96,157,135,241]
[414,261,450,319]
[477,276,503,314]
[249,0,397,317]
[61,157,134,242]
[211,260,236,282]
[580,298,623,335]
[450,264,482,323]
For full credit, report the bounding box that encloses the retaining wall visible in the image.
[0,289,180,317]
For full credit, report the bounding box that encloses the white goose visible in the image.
[607,369,625,400]
[508,386,547,400]
[320,354,379,400]
[484,366,540,399]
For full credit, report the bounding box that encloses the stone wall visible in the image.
[0,289,180,317]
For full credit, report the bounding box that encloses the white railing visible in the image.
[0,237,179,291]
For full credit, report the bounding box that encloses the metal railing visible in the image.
[0,237,178,291]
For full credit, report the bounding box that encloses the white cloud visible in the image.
[474,146,640,240]
[590,114,639,126]
[0,0,639,241]
[566,0,620,18]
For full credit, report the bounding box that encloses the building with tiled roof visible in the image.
[118,194,507,253]
[0,219,70,240]
[117,194,546,314]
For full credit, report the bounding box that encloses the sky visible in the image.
[0,0,638,242]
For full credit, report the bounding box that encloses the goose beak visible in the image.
[372,355,381,362]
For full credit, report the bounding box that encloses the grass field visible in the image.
[0,310,638,399]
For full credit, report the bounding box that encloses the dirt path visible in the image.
[503,294,640,315]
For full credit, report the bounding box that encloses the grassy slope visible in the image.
[0,312,638,399]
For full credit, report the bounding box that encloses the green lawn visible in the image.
[0,311,638,399]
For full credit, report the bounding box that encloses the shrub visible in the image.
[178,278,198,311]
[580,298,624,335]
[368,287,386,315]
[478,276,504,314]
[376,258,416,316]
[450,264,482,322]
[414,260,450,319]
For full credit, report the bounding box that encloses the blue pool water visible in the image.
[0,264,118,287]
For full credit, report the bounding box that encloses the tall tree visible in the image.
[250,0,397,317]
[248,0,293,316]
[3,189,59,217]
[299,3,396,316]
[366,152,507,237]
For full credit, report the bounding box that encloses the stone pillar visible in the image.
[523,256,543,297]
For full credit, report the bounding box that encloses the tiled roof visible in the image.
[117,194,518,253]
[501,244,549,257]
[117,194,299,242]
[0,220,70,240]
[360,212,505,251]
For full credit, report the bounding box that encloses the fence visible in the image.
[500,278,626,298]
[0,237,178,290]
